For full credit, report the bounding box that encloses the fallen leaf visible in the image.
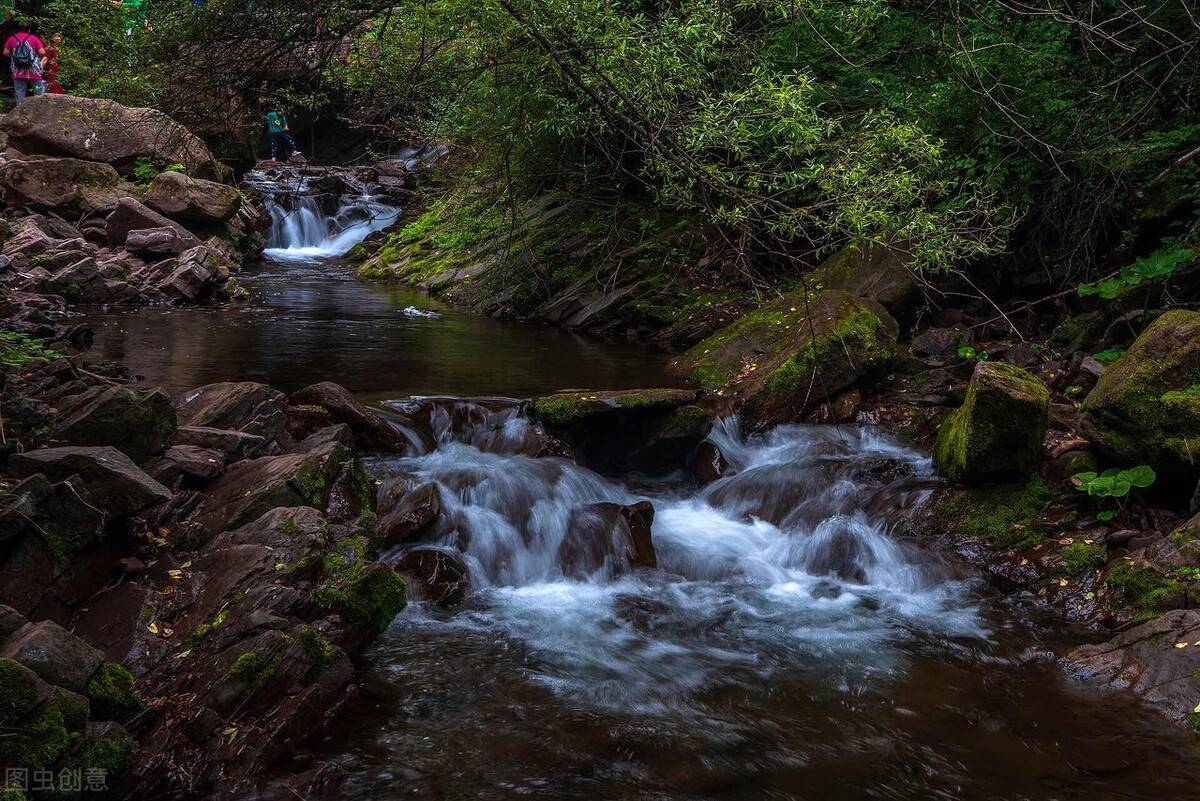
[148,622,159,634]
[1175,642,1189,649]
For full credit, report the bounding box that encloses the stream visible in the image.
[84,176,1200,800]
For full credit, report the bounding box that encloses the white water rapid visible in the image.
[370,408,986,713]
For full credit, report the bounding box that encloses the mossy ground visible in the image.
[930,476,1054,550]
[1103,561,1188,621]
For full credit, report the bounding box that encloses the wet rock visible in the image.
[2,94,225,179]
[0,620,104,692]
[9,446,172,517]
[378,481,441,547]
[688,439,730,484]
[144,170,241,224]
[152,444,226,486]
[559,501,656,578]
[394,546,469,606]
[178,381,287,442]
[158,244,221,303]
[106,197,201,249]
[125,226,198,256]
[910,327,962,357]
[1067,609,1200,727]
[291,382,413,453]
[671,290,898,427]
[0,156,137,216]
[49,385,176,463]
[1081,310,1200,496]
[174,425,268,460]
[532,388,711,474]
[933,362,1049,484]
[0,605,29,641]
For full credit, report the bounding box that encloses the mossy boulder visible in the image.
[670,289,897,426]
[84,662,140,721]
[933,361,1049,484]
[1080,310,1200,495]
[806,242,918,321]
[0,658,85,770]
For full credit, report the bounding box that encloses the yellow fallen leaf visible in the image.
[175,650,191,659]
[222,727,238,737]
[1175,642,1188,649]
[1058,578,1069,587]
[168,569,183,579]
[181,561,192,568]
[148,622,159,634]
[274,563,286,571]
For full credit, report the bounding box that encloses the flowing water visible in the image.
[83,179,1200,799]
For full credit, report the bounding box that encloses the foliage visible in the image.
[0,331,63,368]
[1092,348,1127,363]
[1077,248,1195,301]
[1071,465,1156,521]
[956,345,989,363]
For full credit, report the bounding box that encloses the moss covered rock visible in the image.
[1080,310,1200,494]
[933,361,1049,484]
[670,289,897,426]
[806,242,918,321]
[0,658,85,770]
[84,662,140,721]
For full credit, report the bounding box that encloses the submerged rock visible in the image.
[671,289,897,427]
[933,362,1049,484]
[394,546,469,606]
[1081,310,1200,495]
[558,500,656,579]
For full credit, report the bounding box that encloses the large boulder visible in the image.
[125,226,198,257]
[106,196,201,248]
[0,620,104,693]
[0,156,138,216]
[177,381,287,442]
[49,385,176,463]
[1081,311,1200,494]
[670,289,897,426]
[8,446,173,516]
[377,481,441,547]
[2,94,225,179]
[1067,609,1200,727]
[806,242,918,321]
[558,501,656,579]
[144,170,241,224]
[933,362,1049,484]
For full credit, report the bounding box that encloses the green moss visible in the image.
[316,564,407,637]
[0,660,72,768]
[0,787,28,801]
[78,728,136,777]
[191,605,232,641]
[763,305,892,397]
[1104,562,1185,621]
[221,651,278,689]
[1062,540,1107,577]
[52,688,90,734]
[0,657,42,719]
[533,394,597,427]
[84,663,140,720]
[931,476,1053,549]
[296,625,337,672]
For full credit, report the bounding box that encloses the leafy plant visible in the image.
[957,345,989,363]
[1077,248,1194,300]
[1071,465,1157,521]
[1092,347,1126,363]
[132,156,159,188]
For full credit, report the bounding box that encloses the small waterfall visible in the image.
[371,408,984,711]
[245,168,402,261]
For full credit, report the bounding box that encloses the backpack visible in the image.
[11,35,37,71]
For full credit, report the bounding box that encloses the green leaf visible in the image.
[1096,510,1116,522]
[1122,465,1157,488]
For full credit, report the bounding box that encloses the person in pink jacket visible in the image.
[3,20,46,104]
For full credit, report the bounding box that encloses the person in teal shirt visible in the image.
[265,108,301,161]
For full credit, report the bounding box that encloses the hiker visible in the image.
[265,107,301,162]
[3,21,46,104]
[42,33,62,94]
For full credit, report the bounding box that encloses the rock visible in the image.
[670,289,898,427]
[0,156,137,215]
[290,382,412,453]
[125,226,198,256]
[531,388,711,473]
[394,546,469,606]
[177,381,287,442]
[174,425,268,460]
[1081,310,1200,494]
[158,245,220,303]
[154,444,226,485]
[688,439,730,483]
[806,242,918,320]
[558,501,656,579]
[9,446,173,517]
[192,441,366,533]
[1005,342,1040,368]
[0,605,29,642]
[49,385,176,463]
[106,197,201,249]
[933,362,1049,484]
[2,94,225,179]
[144,170,241,223]
[1067,609,1200,727]
[910,327,962,357]
[0,620,104,693]
[378,481,441,547]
